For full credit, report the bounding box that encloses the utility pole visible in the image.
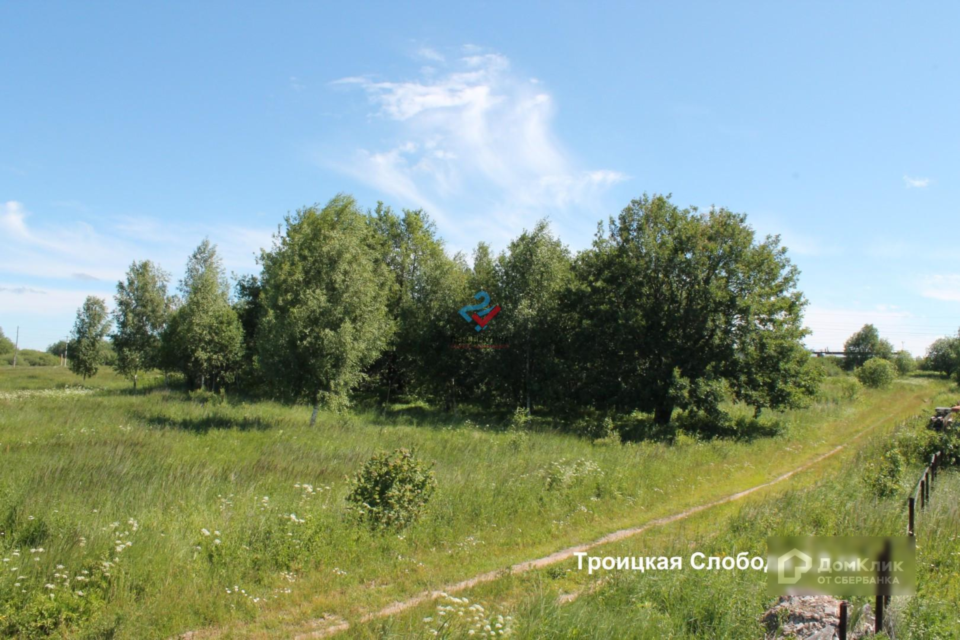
[12,326,19,368]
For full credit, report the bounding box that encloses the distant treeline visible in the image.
[52,193,828,426]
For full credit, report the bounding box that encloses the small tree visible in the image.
[113,260,171,389]
[161,240,242,391]
[893,350,916,377]
[68,296,111,380]
[843,324,893,370]
[856,358,896,389]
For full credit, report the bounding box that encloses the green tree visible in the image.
[567,194,816,426]
[369,204,470,405]
[46,340,68,357]
[0,328,16,355]
[233,274,264,389]
[112,260,171,389]
[893,350,917,376]
[925,335,960,377]
[162,240,242,391]
[68,296,111,380]
[856,357,896,389]
[493,219,572,412]
[258,195,394,424]
[843,324,893,370]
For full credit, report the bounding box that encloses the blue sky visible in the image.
[2,1,960,354]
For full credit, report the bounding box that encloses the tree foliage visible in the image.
[68,296,111,380]
[856,357,896,389]
[369,204,470,405]
[893,350,917,376]
[843,324,893,370]
[112,260,171,388]
[493,220,572,411]
[257,195,393,420]
[924,335,960,377]
[0,327,14,355]
[161,240,242,391]
[565,194,816,424]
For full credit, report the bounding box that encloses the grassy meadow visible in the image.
[361,403,960,639]
[0,366,953,638]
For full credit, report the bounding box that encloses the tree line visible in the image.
[64,193,822,427]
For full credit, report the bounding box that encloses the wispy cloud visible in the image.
[416,47,445,63]
[903,175,932,188]
[0,202,272,282]
[920,274,960,302]
[329,48,626,249]
[0,286,46,295]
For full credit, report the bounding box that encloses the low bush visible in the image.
[346,448,436,531]
[856,358,896,389]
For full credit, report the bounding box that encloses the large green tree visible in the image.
[68,296,111,380]
[567,194,817,426]
[369,204,470,405]
[112,260,171,389]
[493,220,572,412]
[843,324,894,370]
[257,195,394,424]
[161,240,242,391]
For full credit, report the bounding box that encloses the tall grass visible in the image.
[362,410,960,639]
[0,367,949,638]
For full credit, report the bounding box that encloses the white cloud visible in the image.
[920,274,960,302]
[904,175,932,188]
[416,47,445,63]
[0,202,272,282]
[0,284,92,316]
[330,49,626,249]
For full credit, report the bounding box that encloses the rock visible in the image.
[761,595,841,639]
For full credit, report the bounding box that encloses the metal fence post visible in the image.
[839,600,848,640]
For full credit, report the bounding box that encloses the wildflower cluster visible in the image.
[424,594,514,637]
[0,517,137,637]
[542,458,604,491]
[0,387,94,401]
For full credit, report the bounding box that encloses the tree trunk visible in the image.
[309,403,320,427]
[653,402,674,426]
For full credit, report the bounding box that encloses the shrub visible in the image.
[856,358,896,389]
[893,351,917,376]
[346,448,436,531]
[863,445,905,498]
[570,412,620,441]
[508,406,530,431]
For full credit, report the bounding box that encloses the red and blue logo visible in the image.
[459,291,501,332]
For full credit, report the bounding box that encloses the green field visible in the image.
[0,366,955,638]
